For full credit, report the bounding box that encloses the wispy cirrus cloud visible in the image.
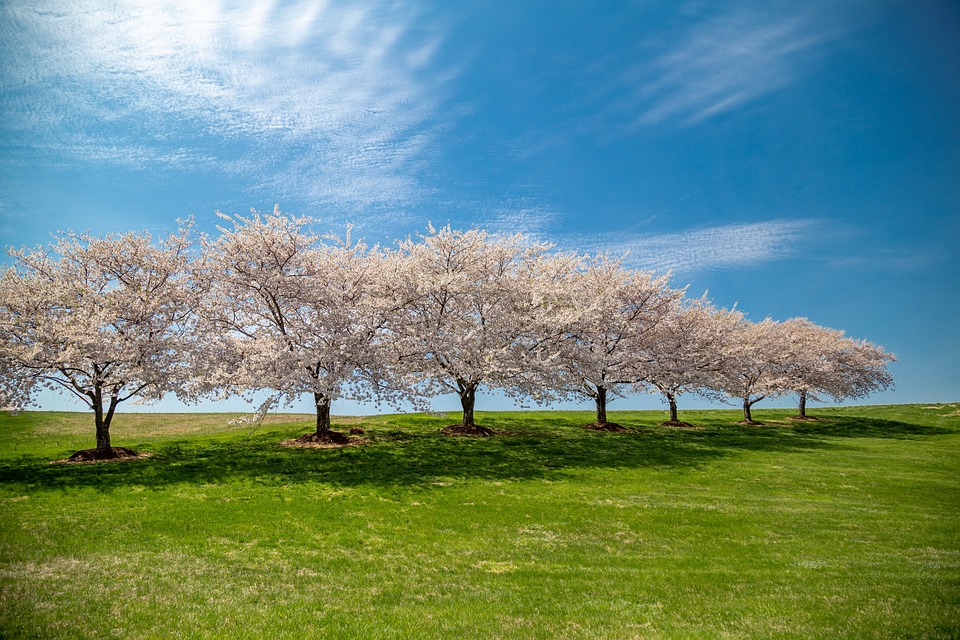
[582,6,843,130]
[0,0,455,218]
[637,12,835,126]
[567,219,819,275]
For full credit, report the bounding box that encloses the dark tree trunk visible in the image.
[667,393,679,423]
[441,381,493,436]
[742,397,754,423]
[797,390,807,418]
[95,410,111,450]
[289,392,348,445]
[314,392,332,435]
[92,387,118,451]
[459,383,477,427]
[67,388,138,460]
[595,386,608,424]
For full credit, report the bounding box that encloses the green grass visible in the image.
[1,404,958,638]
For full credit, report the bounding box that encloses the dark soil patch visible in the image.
[583,422,629,432]
[68,447,140,462]
[441,424,496,437]
[56,447,150,464]
[281,430,366,448]
[661,421,701,429]
[790,415,821,421]
[295,430,351,445]
[737,420,764,426]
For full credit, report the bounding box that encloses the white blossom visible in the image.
[390,224,554,431]
[547,255,681,425]
[0,224,195,451]
[194,207,410,438]
[638,296,745,425]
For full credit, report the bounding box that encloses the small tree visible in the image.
[638,297,743,427]
[0,226,194,459]
[197,208,405,444]
[778,318,895,418]
[391,225,551,435]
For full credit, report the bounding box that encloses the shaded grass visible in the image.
[1,404,958,638]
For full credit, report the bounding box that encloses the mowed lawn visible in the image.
[0,405,957,639]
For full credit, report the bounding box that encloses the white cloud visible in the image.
[581,7,841,130]
[0,0,455,221]
[566,219,818,275]
[639,13,830,126]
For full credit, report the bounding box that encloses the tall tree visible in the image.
[197,208,405,443]
[0,226,195,459]
[391,225,551,435]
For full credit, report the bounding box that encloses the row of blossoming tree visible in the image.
[0,209,895,458]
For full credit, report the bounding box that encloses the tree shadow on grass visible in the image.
[782,415,957,439]
[0,414,870,493]
[0,413,951,493]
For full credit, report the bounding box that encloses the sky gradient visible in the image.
[2,0,958,415]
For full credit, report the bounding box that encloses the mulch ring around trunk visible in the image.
[280,431,368,449]
[441,424,496,437]
[583,422,629,432]
[52,447,153,465]
[789,415,821,421]
[661,421,702,429]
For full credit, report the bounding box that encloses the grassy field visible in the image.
[0,404,958,638]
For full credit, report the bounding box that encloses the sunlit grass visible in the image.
[1,405,958,638]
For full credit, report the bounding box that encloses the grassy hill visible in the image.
[1,405,958,638]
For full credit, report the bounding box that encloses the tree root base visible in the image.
[67,447,140,462]
[737,420,764,426]
[441,424,495,437]
[583,422,628,432]
[56,447,149,464]
[661,421,700,429]
[294,430,351,445]
[280,430,365,448]
[789,415,820,421]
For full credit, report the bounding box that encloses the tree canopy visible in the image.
[0,210,896,452]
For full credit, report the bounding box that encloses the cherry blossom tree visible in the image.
[715,318,791,424]
[777,318,895,419]
[827,337,896,406]
[549,256,681,428]
[638,297,744,427]
[0,226,195,459]
[196,208,406,444]
[391,225,553,435]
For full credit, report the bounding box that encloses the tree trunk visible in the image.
[797,390,807,418]
[440,380,493,436]
[742,397,754,423]
[91,387,116,451]
[594,386,608,424]
[667,393,679,423]
[459,383,477,427]
[68,387,134,462]
[314,392,332,435]
[94,406,111,450]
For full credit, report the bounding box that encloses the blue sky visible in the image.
[2,0,958,415]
